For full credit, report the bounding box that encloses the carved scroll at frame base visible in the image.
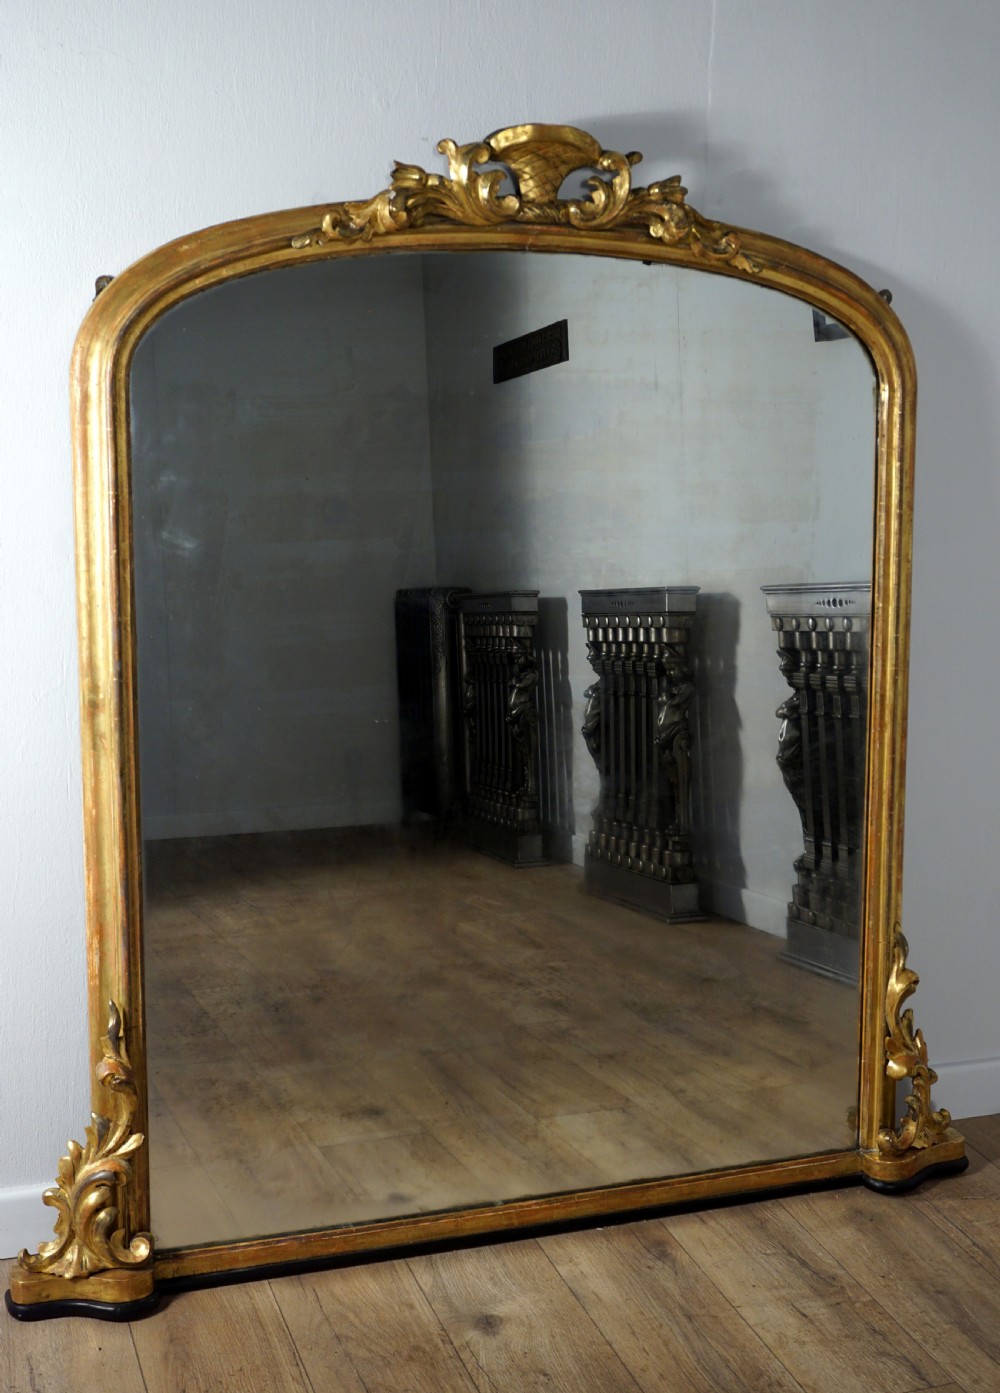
[860,928,966,1190]
[6,1003,155,1319]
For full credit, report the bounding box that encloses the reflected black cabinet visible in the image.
[458,591,546,867]
[394,587,470,823]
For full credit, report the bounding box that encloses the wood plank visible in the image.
[259,1275,367,1393]
[130,1276,312,1393]
[918,1163,1000,1274]
[955,1114,1000,1163]
[545,1036,856,1170]
[148,1159,242,1249]
[912,1142,1000,1205]
[273,1259,479,1393]
[1,1261,148,1393]
[540,1221,807,1392]
[257,1057,424,1149]
[320,1129,486,1217]
[409,1237,646,1393]
[152,1059,369,1240]
[867,1153,1000,1253]
[548,1103,712,1179]
[205,1144,364,1239]
[146,1082,198,1167]
[782,1185,1000,1393]
[663,1201,950,1393]
[362,1044,610,1196]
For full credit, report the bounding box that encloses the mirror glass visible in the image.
[130,250,876,1248]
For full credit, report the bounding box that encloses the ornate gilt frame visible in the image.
[6,125,965,1320]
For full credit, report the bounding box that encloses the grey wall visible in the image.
[422,252,874,934]
[130,256,436,838]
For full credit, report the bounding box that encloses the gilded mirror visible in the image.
[7,126,966,1321]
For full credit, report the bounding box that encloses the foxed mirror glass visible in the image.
[132,251,875,1247]
[7,126,966,1321]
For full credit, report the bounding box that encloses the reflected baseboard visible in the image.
[143,804,406,842]
[780,921,858,985]
[698,876,789,938]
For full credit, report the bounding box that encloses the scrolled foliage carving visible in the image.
[292,124,762,273]
[18,1003,151,1280]
[877,930,952,1155]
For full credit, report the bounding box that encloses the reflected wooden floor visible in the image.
[143,828,859,1250]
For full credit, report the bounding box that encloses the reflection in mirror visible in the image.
[130,251,875,1248]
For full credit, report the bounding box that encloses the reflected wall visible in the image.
[129,249,876,1248]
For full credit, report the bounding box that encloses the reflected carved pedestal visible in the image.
[395,587,471,824]
[763,583,870,983]
[580,587,703,921]
[459,591,546,866]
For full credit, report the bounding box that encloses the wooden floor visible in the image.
[2,1113,995,1393]
[141,829,859,1248]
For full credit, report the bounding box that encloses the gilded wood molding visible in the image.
[291,123,761,272]
[17,1003,151,1280]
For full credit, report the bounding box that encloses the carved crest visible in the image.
[18,1003,151,1280]
[292,123,761,273]
[877,930,952,1154]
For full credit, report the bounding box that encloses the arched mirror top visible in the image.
[81,124,911,381]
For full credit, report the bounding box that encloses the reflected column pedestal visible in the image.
[763,583,870,983]
[580,588,703,922]
[459,591,546,866]
[395,587,471,825]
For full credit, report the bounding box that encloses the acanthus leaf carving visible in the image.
[292,125,762,273]
[18,1002,152,1280]
[877,929,952,1155]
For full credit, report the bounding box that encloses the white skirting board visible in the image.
[934,1057,1000,1126]
[0,1184,50,1263]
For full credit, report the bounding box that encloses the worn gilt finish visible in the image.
[877,930,952,1154]
[7,1005,154,1310]
[7,124,963,1316]
[17,1003,150,1279]
[291,124,761,271]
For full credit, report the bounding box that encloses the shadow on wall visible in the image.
[537,596,575,861]
[569,111,711,200]
[690,591,747,913]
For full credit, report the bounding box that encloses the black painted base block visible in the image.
[467,819,547,867]
[782,919,859,984]
[159,1176,865,1301]
[862,1153,970,1195]
[5,1287,161,1323]
[584,853,705,923]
